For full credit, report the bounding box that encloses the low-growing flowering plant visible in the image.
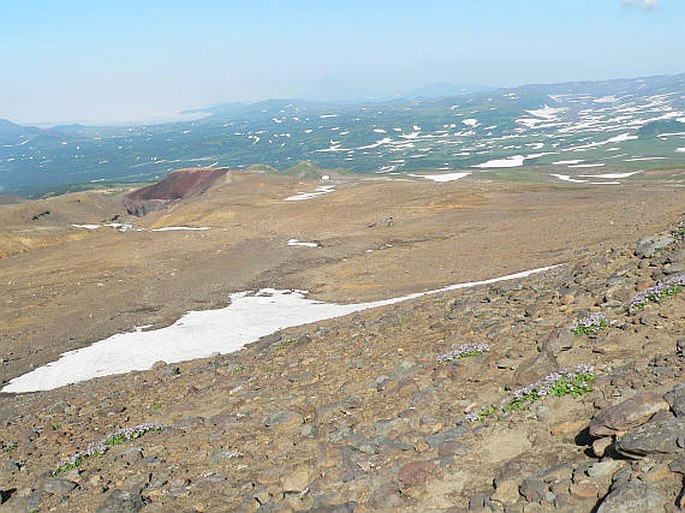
[2,442,16,453]
[437,343,490,363]
[571,313,608,335]
[464,364,596,422]
[628,273,685,311]
[54,423,164,475]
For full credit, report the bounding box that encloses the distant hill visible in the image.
[2,71,685,195]
[638,120,685,138]
[0,118,41,146]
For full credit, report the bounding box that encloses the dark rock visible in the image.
[382,377,419,398]
[2,459,20,473]
[306,502,359,513]
[43,478,77,495]
[208,449,243,466]
[664,384,685,417]
[677,339,685,357]
[426,426,468,448]
[520,477,546,502]
[397,460,440,493]
[493,458,533,488]
[616,418,685,458]
[255,504,282,513]
[610,466,632,490]
[0,488,16,504]
[534,462,573,484]
[596,480,669,513]
[635,234,674,259]
[438,439,468,466]
[539,329,573,355]
[174,416,205,431]
[96,487,145,513]
[120,447,143,466]
[553,493,569,508]
[569,481,599,500]
[670,455,685,474]
[468,493,487,511]
[589,392,669,437]
[369,481,406,510]
[48,400,69,414]
[161,365,180,376]
[512,351,557,387]
[263,410,302,429]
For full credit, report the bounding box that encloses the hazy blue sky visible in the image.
[2,0,683,124]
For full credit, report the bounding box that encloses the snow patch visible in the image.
[552,160,584,165]
[2,266,558,393]
[407,172,471,182]
[285,185,335,201]
[473,155,525,168]
[568,163,605,169]
[605,133,638,144]
[150,227,211,232]
[287,239,319,248]
[623,156,667,162]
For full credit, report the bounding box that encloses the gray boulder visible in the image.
[615,418,685,458]
[664,384,685,417]
[589,392,669,437]
[635,234,674,259]
[597,480,670,513]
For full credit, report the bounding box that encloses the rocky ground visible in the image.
[2,171,685,512]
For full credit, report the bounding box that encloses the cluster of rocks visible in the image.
[465,386,685,512]
[0,218,684,512]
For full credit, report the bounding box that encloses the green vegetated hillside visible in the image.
[1,73,685,195]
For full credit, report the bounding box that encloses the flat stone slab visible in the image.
[596,480,670,513]
[589,392,670,438]
[616,418,685,458]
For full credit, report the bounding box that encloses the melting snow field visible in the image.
[72,224,209,233]
[407,172,471,182]
[473,155,525,168]
[285,185,335,201]
[549,174,621,185]
[286,239,319,248]
[2,266,558,393]
[150,227,210,232]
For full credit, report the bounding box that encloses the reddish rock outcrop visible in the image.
[124,167,229,216]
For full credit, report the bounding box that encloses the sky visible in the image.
[1,0,684,125]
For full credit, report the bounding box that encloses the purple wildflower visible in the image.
[629,273,685,311]
[437,343,490,363]
[571,313,608,335]
[54,423,164,474]
[464,364,596,422]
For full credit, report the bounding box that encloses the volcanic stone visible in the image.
[615,418,685,458]
[596,480,669,513]
[589,393,669,437]
[664,384,685,417]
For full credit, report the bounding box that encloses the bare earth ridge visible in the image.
[1,170,685,511]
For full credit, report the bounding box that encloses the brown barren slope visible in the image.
[1,170,685,511]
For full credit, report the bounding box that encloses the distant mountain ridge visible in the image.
[2,71,685,195]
